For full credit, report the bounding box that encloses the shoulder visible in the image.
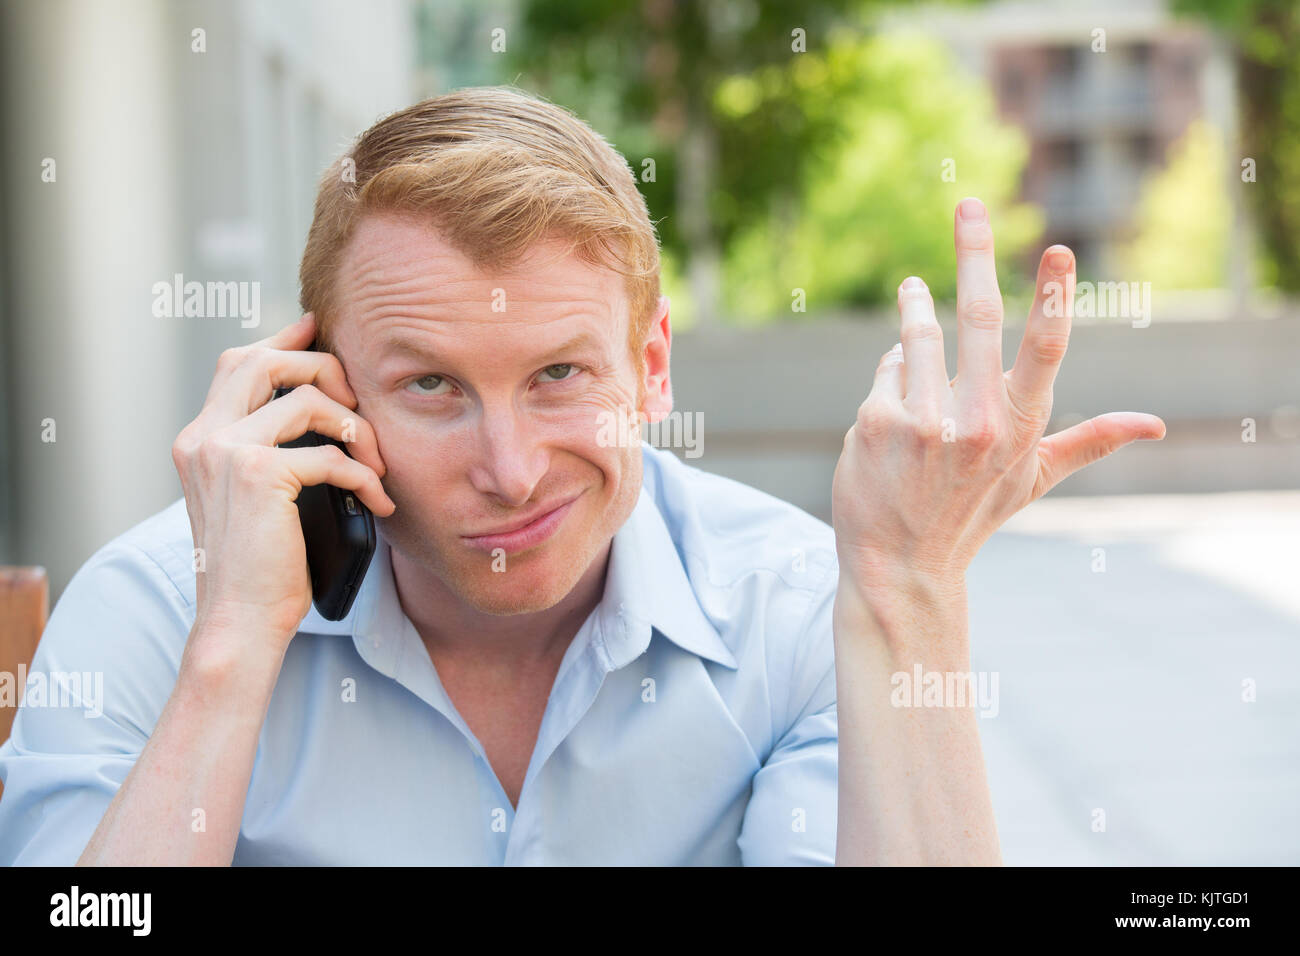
[6,497,198,768]
[100,496,199,607]
[640,441,838,599]
[37,496,197,670]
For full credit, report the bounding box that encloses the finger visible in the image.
[279,444,396,517]
[870,342,906,406]
[261,311,317,350]
[230,384,387,479]
[1008,245,1075,411]
[953,197,1004,398]
[227,348,359,417]
[897,277,947,416]
[1036,412,1166,495]
[204,346,359,426]
[207,313,317,398]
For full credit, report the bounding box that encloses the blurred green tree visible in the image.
[719,29,1038,325]
[508,1,1036,326]
[1174,0,1300,291]
[1119,119,1230,290]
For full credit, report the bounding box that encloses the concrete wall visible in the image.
[664,311,1300,522]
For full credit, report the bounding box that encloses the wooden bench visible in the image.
[0,567,50,802]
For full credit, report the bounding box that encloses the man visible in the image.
[0,86,1163,865]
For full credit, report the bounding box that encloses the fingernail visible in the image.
[891,342,903,352]
[1047,249,1073,274]
[958,197,985,221]
[900,276,926,292]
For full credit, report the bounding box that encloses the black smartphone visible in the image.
[271,349,376,621]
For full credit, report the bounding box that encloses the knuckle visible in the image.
[229,443,268,474]
[215,346,248,374]
[286,383,327,426]
[195,436,226,471]
[961,416,1004,449]
[171,428,197,465]
[1028,331,1069,366]
[854,399,894,441]
[912,417,944,444]
[323,443,351,468]
[239,345,279,381]
[961,295,1004,330]
[902,321,942,345]
[291,381,323,402]
[855,398,874,428]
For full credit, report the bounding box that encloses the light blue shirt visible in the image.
[0,442,839,865]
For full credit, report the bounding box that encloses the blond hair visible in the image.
[299,85,661,363]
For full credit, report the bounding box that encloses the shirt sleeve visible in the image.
[0,540,190,865]
[737,558,838,866]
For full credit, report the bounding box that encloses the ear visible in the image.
[639,295,673,425]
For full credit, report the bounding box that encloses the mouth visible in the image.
[460,493,581,555]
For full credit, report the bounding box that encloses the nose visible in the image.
[466,397,548,507]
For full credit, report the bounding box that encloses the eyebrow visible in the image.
[378,329,609,367]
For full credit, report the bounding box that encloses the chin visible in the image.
[449,552,586,616]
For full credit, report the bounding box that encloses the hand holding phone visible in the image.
[171,315,394,648]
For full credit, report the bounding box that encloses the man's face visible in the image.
[331,212,670,616]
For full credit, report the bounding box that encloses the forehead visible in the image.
[333,212,629,351]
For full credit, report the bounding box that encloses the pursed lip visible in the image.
[462,494,581,539]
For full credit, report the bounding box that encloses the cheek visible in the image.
[551,378,645,456]
[551,404,635,486]
[371,417,465,503]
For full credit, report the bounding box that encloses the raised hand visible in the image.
[831,197,1165,595]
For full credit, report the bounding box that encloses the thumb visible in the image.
[1036,411,1166,495]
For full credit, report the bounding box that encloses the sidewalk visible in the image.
[966,490,1300,865]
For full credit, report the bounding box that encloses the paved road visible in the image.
[965,490,1300,865]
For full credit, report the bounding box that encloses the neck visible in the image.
[388,539,612,671]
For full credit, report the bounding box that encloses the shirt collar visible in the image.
[593,485,738,671]
[299,482,738,674]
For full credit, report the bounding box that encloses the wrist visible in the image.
[835,550,967,610]
[833,563,969,661]
[182,613,290,695]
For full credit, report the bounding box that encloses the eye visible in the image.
[537,363,580,384]
[405,374,454,397]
